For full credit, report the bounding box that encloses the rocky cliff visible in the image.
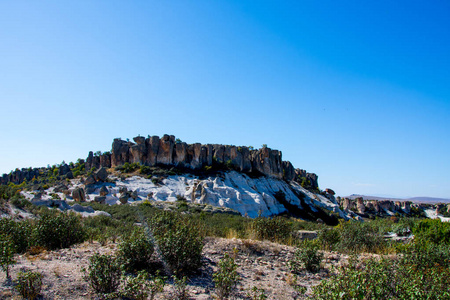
[1,135,319,189]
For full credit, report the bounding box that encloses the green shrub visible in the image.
[0,218,32,253]
[117,228,154,273]
[251,216,293,243]
[336,220,387,253]
[149,211,203,275]
[0,234,16,279]
[289,241,323,273]
[312,254,450,300]
[168,275,190,300]
[15,270,43,300]
[312,257,398,299]
[213,252,240,299]
[317,228,340,250]
[247,286,268,300]
[33,211,86,250]
[83,253,122,294]
[413,218,450,246]
[120,270,165,300]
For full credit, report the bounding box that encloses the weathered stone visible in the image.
[157,134,175,165]
[85,185,96,194]
[54,184,68,193]
[111,139,131,167]
[133,136,145,145]
[356,197,365,213]
[99,153,111,168]
[188,143,202,169]
[99,186,108,196]
[250,147,283,179]
[325,188,335,196]
[402,201,411,214]
[282,161,295,181]
[119,195,128,204]
[94,196,106,204]
[213,144,225,163]
[147,136,160,166]
[72,188,85,202]
[59,164,71,176]
[130,190,138,200]
[85,175,96,186]
[174,142,188,166]
[94,167,108,182]
[293,230,318,240]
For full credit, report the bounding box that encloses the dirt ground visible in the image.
[0,237,350,299]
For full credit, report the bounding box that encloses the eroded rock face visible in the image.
[99,186,108,196]
[356,197,365,213]
[94,167,108,182]
[72,188,85,202]
[109,135,317,183]
[0,134,319,190]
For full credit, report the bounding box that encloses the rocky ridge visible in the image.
[1,135,318,189]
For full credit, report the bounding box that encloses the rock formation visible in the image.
[108,135,319,186]
[0,134,319,190]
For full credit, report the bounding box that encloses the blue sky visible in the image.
[0,1,449,198]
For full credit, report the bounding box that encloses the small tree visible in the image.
[0,234,16,280]
[213,252,240,299]
[82,253,121,294]
[15,270,43,299]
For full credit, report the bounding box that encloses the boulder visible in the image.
[119,195,128,204]
[94,167,108,182]
[72,188,86,202]
[294,230,318,240]
[59,164,71,176]
[54,184,68,193]
[325,188,335,196]
[94,196,106,204]
[85,185,96,194]
[85,175,96,186]
[99,186,108,196]
[130,190,138,200]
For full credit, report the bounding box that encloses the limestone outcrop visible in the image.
[109,135,319,186]
[0,134,319,190]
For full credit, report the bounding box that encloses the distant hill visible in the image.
[346,194,450,204]
[406,197,450,204]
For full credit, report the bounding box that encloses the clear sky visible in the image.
[1,1,449,199]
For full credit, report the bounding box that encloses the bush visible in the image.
[168,275,190,300]
[336,220,387,253]
[317,228,340,251]
[0,218,31,253]
[213,252,240,299]
[247,286,268,300]
[117,228,154,273]
[0,234,16,279]
[289,242,323,273]
[149,211,203,275]
[120,270,165,300]
[33,211,86,250]
[413,218,450,246]
[312,254,450,300]
[15,270,43,300]
[83,253,122,294]
[251,216,293,243]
